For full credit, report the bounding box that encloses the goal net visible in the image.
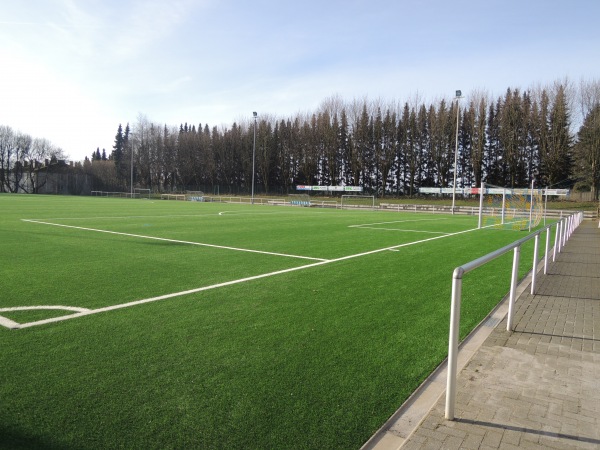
[288,193,311,207]
[479,183,543,231]
[340,195,376,210]
[186,191,205,202]
[134,188,151,199]
[160,193,186,201]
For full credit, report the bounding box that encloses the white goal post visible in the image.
[477,182,544,231]
[288,193,311,207]
[186,191,205,202]
[340,195,376,210]
[160,194,186,201]
[134,188,151,199]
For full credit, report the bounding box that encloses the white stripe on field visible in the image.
[0,306,92,330]
[351,226,449,234]
[349,218,449,228]
[31,210,290,221]
[21,219,328,262]
[26,213,222,221]
[0,316,19,329]
[15,260,332,329]
[0,306,91,313]
[8,225,482,329]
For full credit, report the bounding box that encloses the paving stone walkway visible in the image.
[401,219,600,450]
[365,218,600,450]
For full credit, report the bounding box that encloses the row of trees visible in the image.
[0,125,66,193]
[101,79,599,198]
[2,79,599,198]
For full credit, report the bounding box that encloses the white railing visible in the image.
[445,212,583,420]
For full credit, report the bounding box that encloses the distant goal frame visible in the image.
[134,188,151,199]
[340,194,376,210]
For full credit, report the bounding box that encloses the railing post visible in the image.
[445,268,464,420]
[557,221,563,255]
[531,234,539,295]
[569,215,575,237]
[553,222,558,261]
[544,226,551,275]
[507,246,521,332]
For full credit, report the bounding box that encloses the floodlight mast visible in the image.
[451,90,462,214]
[251,112,257,204]
[130,139,134,197]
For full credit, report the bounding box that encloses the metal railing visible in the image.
[445,212,583,420]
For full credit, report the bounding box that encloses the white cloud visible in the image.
[0,46,116,158]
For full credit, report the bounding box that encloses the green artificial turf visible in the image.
[0,194,562,449]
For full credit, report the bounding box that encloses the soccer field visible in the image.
[0,194,544,449]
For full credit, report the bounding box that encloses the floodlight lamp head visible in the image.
[253,111,257,117]
[455,90,462,98]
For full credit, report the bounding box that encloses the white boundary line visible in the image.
[349,218,454,234]
[28,214,221,221]
[2,225,482,330]
[31,210,288,221]
[349,218,450,228]
[0,316,19,329]
[352,227,449,234]
[21,219,328,262]
[0,306,91,313]
[0,306,91,329]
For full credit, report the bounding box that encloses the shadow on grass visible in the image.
[0,425,68,450]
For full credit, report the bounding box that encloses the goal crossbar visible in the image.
[340,195,376,210]
[477,182,544,231]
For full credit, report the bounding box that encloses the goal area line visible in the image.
[3,224,483,330]
[349,217,452,233]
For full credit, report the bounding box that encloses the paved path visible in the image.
[366,219,600,450]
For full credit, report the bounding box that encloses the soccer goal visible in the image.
[134,188,151,199]
[186,191,205,202]
[478,183,543,231]
[340,195,376,210]
[288,193,311,207]
[160,194,186,201]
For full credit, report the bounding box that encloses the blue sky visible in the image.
[1,0,599,161]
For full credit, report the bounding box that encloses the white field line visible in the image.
[0,316,19,329]
[4,225,482,330]
[27,213,222,221]
[349,218,449,228]
[351,226,449,234]
[218,210,295,216]
[0,306,91,313]
[0,306,91,329]
[12,261,331,329]
[21,219,327,262]
[31,210,288,221]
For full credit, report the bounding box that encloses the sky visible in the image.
[1,0,599,162]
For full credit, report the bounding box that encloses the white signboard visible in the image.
[296,185,363,192]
